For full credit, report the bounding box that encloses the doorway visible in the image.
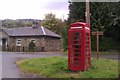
[2,39,7,51]
[2,39,7,46]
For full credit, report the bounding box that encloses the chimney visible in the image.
[32,21,39,28]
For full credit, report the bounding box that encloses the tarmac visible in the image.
[1,52,119,78]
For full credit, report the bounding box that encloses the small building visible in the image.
[0,25,61,52]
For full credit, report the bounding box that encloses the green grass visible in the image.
[16,57,119,78]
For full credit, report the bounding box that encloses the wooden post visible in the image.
[91,31,103,60]
[96,31,99,59]
[86,0,90,26]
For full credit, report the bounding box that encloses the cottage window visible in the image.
[30,39,36,43]
[16,39,22,46]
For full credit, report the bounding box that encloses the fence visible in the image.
[2,46,46,52]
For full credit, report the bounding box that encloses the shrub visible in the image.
[91,36,118,51]
[28,41,36,52]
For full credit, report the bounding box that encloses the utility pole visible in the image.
[86,0,90,26]
[96,30,99,59]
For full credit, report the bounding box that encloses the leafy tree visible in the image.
[68,2,85,24]
[68,2,120,41]
[61,26,68,51]
[2,19,40,28]
[104,2,120,42]
[67,2,120,51]
[56,20,67,35]
[41,13,58,31]
[41,13,66,35]
[68,2,113,31]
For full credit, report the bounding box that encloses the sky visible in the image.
[0,0,69,20]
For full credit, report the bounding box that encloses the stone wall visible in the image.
[0,30,9,38]
[44,37,61,51]
[8,36,61,52]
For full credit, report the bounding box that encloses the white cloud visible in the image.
[0,0,69,20]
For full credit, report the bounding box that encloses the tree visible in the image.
[41,13,66,34]
[68,2,113,31]
[68,2,120,42]
[2,19,40,28]
[62,26,68,51]
[104,2,120,42]
[41,13,58,31]
[90,2,113,31]
[66,2,120,51]
[68,2,85,24]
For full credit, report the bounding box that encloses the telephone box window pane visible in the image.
[74,62,80,66]
[86,45,89,48]
[74,37,80,40]
[86,58,88,64]
[86,33,89,36]
[74,32,80,36]
[73,45,80,48]
[86,42,89,44]
[74,54,80,56]
[86,49,89,52]
[74,58,80,61]
[73,41,79,44]
[74,49,80,52]
[86,37,89,40]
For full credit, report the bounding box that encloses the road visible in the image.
[91,53,119,60]
[1,52,119,78]
[2,52,65,78]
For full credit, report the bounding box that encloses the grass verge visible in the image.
[16,57,118,78]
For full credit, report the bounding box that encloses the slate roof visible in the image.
[1,26,60,38]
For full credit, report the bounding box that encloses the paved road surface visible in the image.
[2,52,65,78]
[1,52,119,78]
[91,54,119,60]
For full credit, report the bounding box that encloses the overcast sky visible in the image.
[0,0,69,20]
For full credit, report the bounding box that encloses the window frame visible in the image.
[16,39,22,46]
[30,39,36,43]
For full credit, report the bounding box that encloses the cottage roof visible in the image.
[1,26,60,38]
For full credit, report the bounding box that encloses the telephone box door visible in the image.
[68,30,83,71]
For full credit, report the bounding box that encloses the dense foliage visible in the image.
[28,41,36,52]
[1,19,41,28]
[91,36,119,51]
[41,13,66,35]
[61,26,68,51]
[68,2,120,42]
[64,2,120,51]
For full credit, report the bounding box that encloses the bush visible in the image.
[91,36,118,51]
[28,41,36,52]
[61,26,68,51]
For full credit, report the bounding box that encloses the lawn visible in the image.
[16,57,119,78]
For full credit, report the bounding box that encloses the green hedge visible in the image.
[91,36,118,51]
[28,41,36,52]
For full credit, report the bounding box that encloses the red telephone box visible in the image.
[68,22,91,71]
